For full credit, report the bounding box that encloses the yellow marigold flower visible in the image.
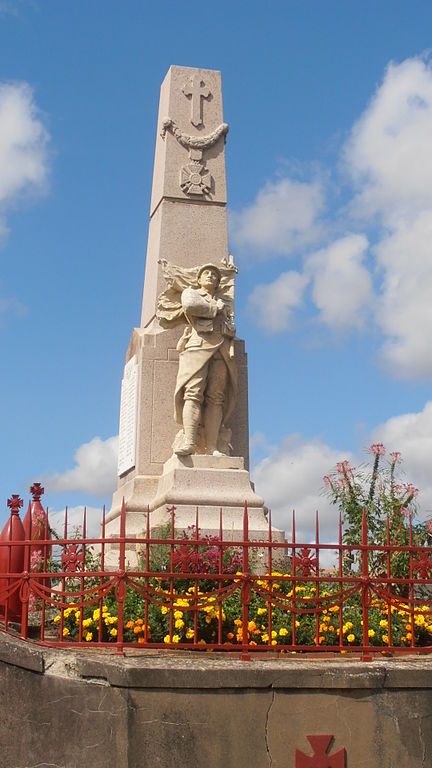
[126,620,134,629]
[248,621,257,631]
[174,610,183,620]
[368,629,375,638]
[163,635,171,644]
[85,631,93,642]
[328,625,335,633]
[62,627,70,637]
[406,632,412,641]
[185,628,194,639]
[53,615,61,623]
[329,605,339,613]
[415,615,425,626]
[92,609,100,621]
[250,641,257,646]
[272,584,280,591]
[257,607,267,616]
[234,618,242,627]
[175,619,184,630]
[64,607,73,618]
[198,639,206,645]
[82,618,93,628]
[271,630,277,639]
[382,634,390,644]
[295,620,300,628]
[134,626,143,634]
[262,633,269,642]
[135,617,144,625]
[138,637,145,645]
[347,633,355,643]
[271,640,277,645]
[74,611,81,619]
[161,606,169,615]
[110,628,117,637]
[379,619,388,628]
[279,628,288,637]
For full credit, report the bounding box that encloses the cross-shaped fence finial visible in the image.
[7,495,23,515]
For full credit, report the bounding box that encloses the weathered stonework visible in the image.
[2,632,432,767]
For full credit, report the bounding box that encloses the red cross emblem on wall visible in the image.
[295,735,346,768]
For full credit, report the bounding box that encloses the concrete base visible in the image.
[105,454,285,567]
[2,633,432,768]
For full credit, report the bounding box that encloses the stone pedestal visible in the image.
[149,454,271,536]
[108,65,284,551]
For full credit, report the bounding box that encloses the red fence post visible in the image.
[241,503,251,661]
[0,496,25,622]
[361,508,372,661]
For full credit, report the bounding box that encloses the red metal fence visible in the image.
[1,486,432,660]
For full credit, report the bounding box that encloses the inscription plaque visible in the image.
[117,355,138,476]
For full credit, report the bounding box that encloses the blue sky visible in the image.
[2,1,432,538]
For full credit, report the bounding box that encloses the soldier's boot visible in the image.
[175,400,200,456]
[204,403,225,456]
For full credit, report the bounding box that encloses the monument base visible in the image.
[105,454,285,568]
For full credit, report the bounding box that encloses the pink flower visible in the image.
[323,475,330,486]
[404,483,419,498]
[401,508,409,518]
[390,451,402,464]
[370,443,385,456]
[427,521,432,534]
[336,460,353,475]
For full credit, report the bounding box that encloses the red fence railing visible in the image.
[1,488,432,660]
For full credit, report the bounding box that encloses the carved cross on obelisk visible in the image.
[183,74,211,127]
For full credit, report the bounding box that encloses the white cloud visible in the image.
[44,436,118,497]
[0,293,27,324]
[252,400,432,551]
[373,210,432,378]
[344,56,432,223]
[253,434,353,543]
[229,176,325,257]
[49,505,103,539]
[306,234,372,330]
[247,270,309,333]
[371,400,432,517]
[340,55,432,377]
[0,82,49,214]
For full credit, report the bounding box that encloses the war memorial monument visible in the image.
[106,65,283,546]
[1,65,432,768]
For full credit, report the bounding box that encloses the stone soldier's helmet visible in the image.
[196,263,222,286]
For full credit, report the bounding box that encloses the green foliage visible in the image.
[323,444,432,581]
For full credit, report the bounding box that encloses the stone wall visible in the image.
[1,633,432,767]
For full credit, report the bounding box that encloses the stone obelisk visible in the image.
[106,66,277,546]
